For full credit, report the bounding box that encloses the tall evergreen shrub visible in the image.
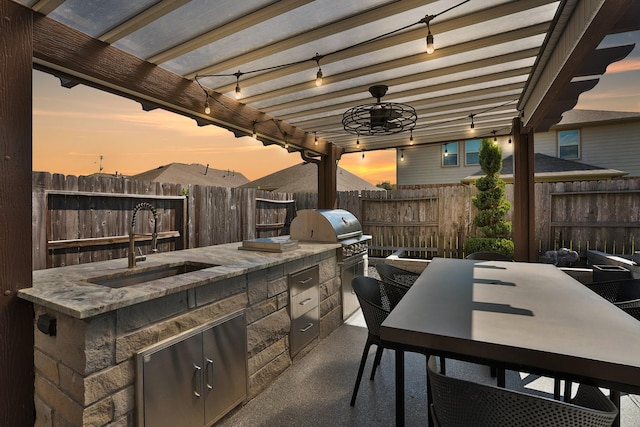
[464,138,514,258]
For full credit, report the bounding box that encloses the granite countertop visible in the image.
[19,241,340,319]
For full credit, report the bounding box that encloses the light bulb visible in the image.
[235,82,241,99]
[204,100,210,115]
[400,151,404,162]
[314,132,318,145]
[426,31,435,54]
[409,130,414,145]
[316,68,323,87]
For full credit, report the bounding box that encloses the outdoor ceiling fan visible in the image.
[342,85,417,136]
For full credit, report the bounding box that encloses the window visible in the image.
[465,139,481,165]
[558,130,580,159]
[442,142,458,166]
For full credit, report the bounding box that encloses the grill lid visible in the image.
[290,209,362,242]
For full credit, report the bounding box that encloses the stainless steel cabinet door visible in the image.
[203,313,247,426]
[142,331,203,427]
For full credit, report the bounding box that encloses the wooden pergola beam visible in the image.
[31,13,338,159]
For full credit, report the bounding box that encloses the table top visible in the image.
[380,257,640,393]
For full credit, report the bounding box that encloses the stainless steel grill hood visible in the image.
[290,209,365,243]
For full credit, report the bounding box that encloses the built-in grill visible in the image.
[290,209,371,319]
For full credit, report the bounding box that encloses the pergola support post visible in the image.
[512,117,536,262]
[0,2,35,425]
[317,143,340,209]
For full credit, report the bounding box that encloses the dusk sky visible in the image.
[32,31,639,185]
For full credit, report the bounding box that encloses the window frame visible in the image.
[442,142,459,167]
[557,129,580,159]
[465,139,482,166]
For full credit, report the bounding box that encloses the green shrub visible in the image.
[464,138,513,258]
[465,237,514,259]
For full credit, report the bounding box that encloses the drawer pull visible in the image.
[300,322,314,332]
[298,277,313,284]
[299,297,313,306]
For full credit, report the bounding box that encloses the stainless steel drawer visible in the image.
[290,307,319,356]
[291,285,319,319]
[289,266,319,296]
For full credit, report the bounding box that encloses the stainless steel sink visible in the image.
[86,261,217,288]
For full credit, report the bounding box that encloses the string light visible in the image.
[314,131,318,145]
[469,114,475,130]
[314,53,324,87]
[204,98,211,115]
[444,143,448,157]
[492,130,498,142]
[284,133,289,149]
[424,16,435,54]
[409,129,414,145]
[356,133,360,145]
[234,71,243,99]
[400,149,404,162]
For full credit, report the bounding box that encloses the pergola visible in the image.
[1,0,638,424]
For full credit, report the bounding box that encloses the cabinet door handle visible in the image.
[298,277,312,284]
[299,297,313,306]
[205,358,214,390]
[193,364,202,397]
[300,322,314,332]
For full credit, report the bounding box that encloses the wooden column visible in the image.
[317,143,340,209]
[0,2,34,425]
[512,117,536,262]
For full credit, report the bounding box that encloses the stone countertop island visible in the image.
[19,241,342,427]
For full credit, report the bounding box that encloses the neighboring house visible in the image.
[241,162,384,193]
[131,162,249,187]
[397,109,640,185]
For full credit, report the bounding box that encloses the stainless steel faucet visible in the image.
[128,202,158,268]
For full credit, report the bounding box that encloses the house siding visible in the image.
[398,115,640,185]
[397,136,514,185]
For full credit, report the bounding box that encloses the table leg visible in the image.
[395,349,405,426]
[610,390,620,427]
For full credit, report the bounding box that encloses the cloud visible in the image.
[606,58,640,74]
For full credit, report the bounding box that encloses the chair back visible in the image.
[427,356,617,427]
[375,263,419,290]
[586,278,640,302]
[352,276,407,337]
[465,251,513,261]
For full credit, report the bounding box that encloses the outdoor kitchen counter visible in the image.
[19,241,340,319]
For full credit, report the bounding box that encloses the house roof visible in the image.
[131,163,249,187]
[552,109,640,128]
[462,153,627,183]
[241,162,384,193]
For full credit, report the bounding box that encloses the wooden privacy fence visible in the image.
[32,172,300,269]
[32,172,640,269]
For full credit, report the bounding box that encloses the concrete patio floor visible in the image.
[218,308,640,426]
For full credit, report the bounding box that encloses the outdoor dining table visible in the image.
[380,257,640,426]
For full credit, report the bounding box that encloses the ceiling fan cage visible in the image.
[342,85,417,135]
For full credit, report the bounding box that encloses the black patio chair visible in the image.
[465,251,514,261]
[427,356,618,427]
[350,276,408,406]
[375,262,420,290]
[585,278,640,304]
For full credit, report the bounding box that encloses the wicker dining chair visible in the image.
[427,356,618,427]
[585,278,640,304]
[350,276,408,406]
[375,262,420,290]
